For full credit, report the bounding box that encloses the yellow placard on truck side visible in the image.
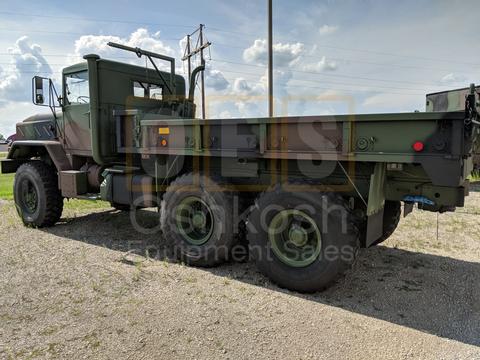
[158,127,170,135]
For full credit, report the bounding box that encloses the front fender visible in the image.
[2,140,71,173]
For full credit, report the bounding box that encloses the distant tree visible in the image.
[0,134,5,141]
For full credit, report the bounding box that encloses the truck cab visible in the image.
[15,53,194,163]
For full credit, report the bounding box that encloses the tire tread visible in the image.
[15,161,63,227]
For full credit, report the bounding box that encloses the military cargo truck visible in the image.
[2,43,479,292]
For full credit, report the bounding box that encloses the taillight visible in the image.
[413,141,424,152]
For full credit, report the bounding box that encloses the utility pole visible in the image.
[200,25,206,120]
[268,0,274,118]
[186,34,191,80]
[182,24,212,119]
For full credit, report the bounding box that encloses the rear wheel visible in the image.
[247,184,359,293]
[160,173,237,267]
[14,161,63,227]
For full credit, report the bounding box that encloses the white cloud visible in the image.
[243,39,305,67]
[232,77,264,96]
[260,69,293,97]
[440,73,467,84]
[231,69,291,96]
[227,68,296,117]
[363,93,424,112]
[205,67,229,91]
[0,101,49,137]
[0,36,53,103]
[71,28,175,67]
[303,56,338,72]
[319,25,339,36]
[178,36,188,57]
[219,110,233,118]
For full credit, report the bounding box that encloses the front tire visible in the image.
[247,184,359,293]
[14,161,63,227]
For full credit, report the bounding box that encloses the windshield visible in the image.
[65,71,89,105]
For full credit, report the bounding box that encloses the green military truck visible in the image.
[2,43,479,292]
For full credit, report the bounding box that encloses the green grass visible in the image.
[0,153,13,199]
[0,152,13,200]
[0,173,14,200]
[64,199,110,210]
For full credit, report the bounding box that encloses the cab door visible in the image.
[63,70,92,154]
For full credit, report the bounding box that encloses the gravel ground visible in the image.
[0,193,480,359]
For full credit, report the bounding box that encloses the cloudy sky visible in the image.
[0,0,479,136]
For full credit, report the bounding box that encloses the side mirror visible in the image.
[32,76,47,105]
[31,76,61,118]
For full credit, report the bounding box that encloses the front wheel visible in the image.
[14,161,63,227]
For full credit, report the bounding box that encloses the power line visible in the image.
[0,58,458,94]
[2,10,480,68]
[209,59,439,87]
[215,68,426,92]
[0,67,428,97]
[0,25,476,76]
[209,28,480,68]
[0,62,431,92]
[219,75,424,96]
[0,68,424,97]
[0,11,195,30]
[0,40,476,76]
[2,35,470,77]
[293,41,480,67]
[0,52,446,88]
[0,28,184,41]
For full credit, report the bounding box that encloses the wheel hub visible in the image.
[192,212,207,229]
[288,225,308,247]
[268,209,322,268]
[21,179,38,213]
[175,196,214,246]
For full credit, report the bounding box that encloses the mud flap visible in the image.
[404,202,414,217]
[366,209,384,246]
[366,163,386,247]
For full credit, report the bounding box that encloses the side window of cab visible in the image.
[65,71,90,105]
[133,81,163,100]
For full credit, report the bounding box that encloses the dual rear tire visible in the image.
[160,175,360,292]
